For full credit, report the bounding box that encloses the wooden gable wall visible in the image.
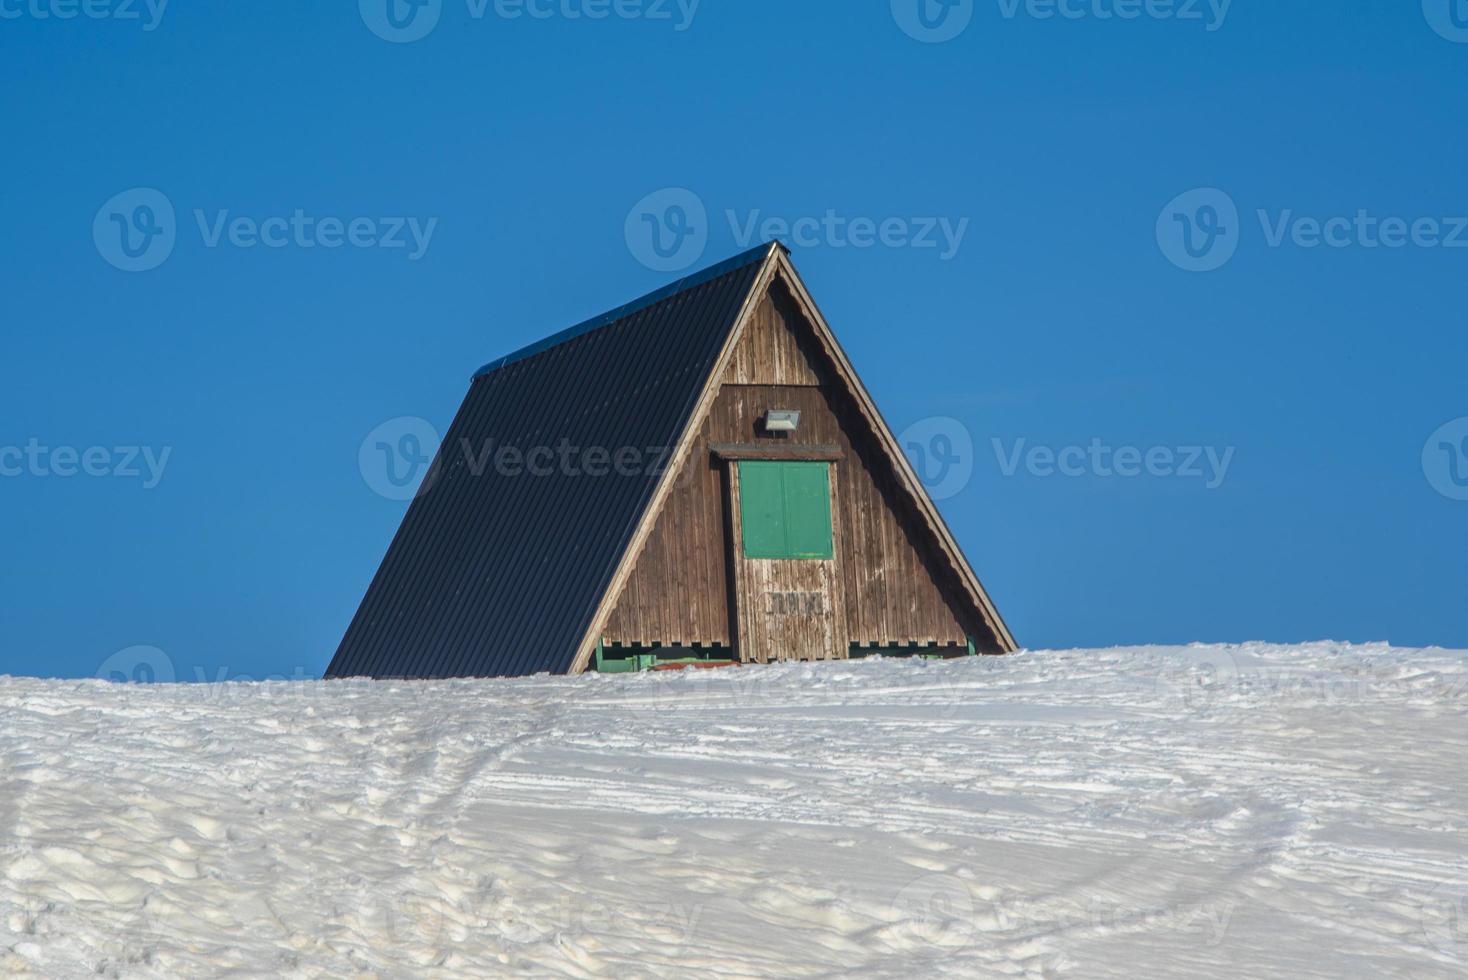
[600,279,996,653]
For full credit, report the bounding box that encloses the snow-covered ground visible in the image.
[1,642,1466,978]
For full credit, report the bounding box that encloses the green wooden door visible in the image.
[730,459,845,663]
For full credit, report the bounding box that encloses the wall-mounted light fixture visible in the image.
[763,410,801,433]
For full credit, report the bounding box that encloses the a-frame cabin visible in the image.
[326,243,1015,679]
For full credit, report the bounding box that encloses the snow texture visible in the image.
[1,642,1466,978]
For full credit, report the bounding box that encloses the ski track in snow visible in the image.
[1,642,1466,978]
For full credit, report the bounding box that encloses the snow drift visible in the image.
[1,642,1466,978]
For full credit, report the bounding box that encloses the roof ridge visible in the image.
[472,241,784,380]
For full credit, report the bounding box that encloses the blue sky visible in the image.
[1,1,1464,680]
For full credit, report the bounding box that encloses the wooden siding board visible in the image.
[726,291,824,387]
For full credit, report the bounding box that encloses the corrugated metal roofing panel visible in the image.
[325,244,775,679]
[472,242,781,380]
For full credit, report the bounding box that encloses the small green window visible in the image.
[738,461,834,560]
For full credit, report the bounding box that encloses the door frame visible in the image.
[722,451,849,664]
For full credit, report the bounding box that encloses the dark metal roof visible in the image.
[326,244,777,679]
[473,242,784,379]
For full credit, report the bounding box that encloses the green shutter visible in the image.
[739,461,788,558]
[782,463,834,558]
[738,461,834,560]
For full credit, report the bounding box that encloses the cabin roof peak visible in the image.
[472,241,788,381]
